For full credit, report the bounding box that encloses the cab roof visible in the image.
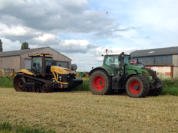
[29,53,52,58]
[102,52,130,56]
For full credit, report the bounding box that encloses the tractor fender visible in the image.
[123,73,149,88]
[15,72,25,77]
[89,67,111,77]
[122,74,138,86]
[125,74,136,80]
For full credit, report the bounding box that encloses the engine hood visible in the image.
[51,66,75,75]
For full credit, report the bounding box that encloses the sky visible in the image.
[0,0,178,71]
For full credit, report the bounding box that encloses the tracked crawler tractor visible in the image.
[89,52,162,98]
[14,53,82,92]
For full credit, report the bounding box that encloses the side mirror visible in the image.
[119,52,124,61]
[71,64,77,71]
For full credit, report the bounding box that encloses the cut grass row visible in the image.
[0,76,178,96]
[0,122,55,133]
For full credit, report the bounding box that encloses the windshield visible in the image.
[104,55,131,66]
[31,57,42,73]
[45,57,54,66]
[124,55,130,65]
[104,55,119,66]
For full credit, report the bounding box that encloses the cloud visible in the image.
[59,39,97,53]
[0,23,41,42]
[3,26,28,36]
[0,0,116,36]
[0,0,121,56]
[34,33,59,42]
[128,0,178,32]
[96,47,135,56]
[0,37,21,51]
[1,0,178,71]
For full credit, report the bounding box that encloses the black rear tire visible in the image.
[89,70,111,95]
[149,87,162,96]
[126,75,149,98]
[149,78,162,96]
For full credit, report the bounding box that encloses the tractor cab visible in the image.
[103,52,131,75]
[29,53,55,77]
[103,53,130,67]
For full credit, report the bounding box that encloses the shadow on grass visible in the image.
[0,122,55,133]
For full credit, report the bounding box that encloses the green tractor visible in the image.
[89,52,162,98]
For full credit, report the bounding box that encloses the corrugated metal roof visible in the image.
[0,47,71,61]
[0,47,45,57]
[131,46,178,57]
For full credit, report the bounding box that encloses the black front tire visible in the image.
[14,75,26,92]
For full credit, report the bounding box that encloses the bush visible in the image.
[75,79,89,91]
[161,79,178,96]
[0,76,13,88]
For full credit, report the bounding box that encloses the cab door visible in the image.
[31,57,42,74]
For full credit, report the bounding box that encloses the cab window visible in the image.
[104,56,119,66]
[31,57,42,73]
[124,56,130,65]
[45,58,53,66]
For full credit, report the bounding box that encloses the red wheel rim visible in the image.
[129,80,142,95]
[93,76,105,91]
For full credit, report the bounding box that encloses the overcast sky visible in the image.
[0,0,178,71]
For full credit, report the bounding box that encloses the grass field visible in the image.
[0,88,178,133]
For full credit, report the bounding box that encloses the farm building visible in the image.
[131,46,178,78]
[0,47,71,75]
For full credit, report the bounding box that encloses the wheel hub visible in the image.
[18,79,24,88]
[93,76,105,91]
[133,84,139,90]
[99,81,103,85]
[129,80,141,95]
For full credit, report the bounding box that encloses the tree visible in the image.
[21,42,29,50]
[0,39,3,52]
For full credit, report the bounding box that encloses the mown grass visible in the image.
[0,122,55,133]
[0,88,178,133]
